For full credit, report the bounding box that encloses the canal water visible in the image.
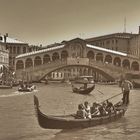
[0,83,140,140]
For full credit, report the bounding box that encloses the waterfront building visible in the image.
[86,26,140,58]
[0,34,39,69]
[0,42,9,73]
[86,33,136,54]
[129,30,140,58]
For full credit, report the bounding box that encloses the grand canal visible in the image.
[0,83,140,140]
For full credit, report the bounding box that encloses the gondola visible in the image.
[72,84,95,95]
[0,85,12,89]
[34,95,128,129]
[124,73,140,88]
[132,80,140,88]
[18,85,36,92]
[97,81,117,85]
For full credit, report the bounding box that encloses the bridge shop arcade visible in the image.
[15,38,140,82]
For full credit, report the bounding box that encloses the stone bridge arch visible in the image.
[39,64,115,81]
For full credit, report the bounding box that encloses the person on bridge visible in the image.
[121,79,133,105]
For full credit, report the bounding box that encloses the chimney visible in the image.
[4,33,8,43]
[4,35,6,43]
[139,26,140,34]
[6,33,8,37]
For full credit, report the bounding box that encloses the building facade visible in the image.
[86,33,136,54]
[86,27,140,59]
[0,34,39,69]
[129,34,140,58]
[0,42,9,73]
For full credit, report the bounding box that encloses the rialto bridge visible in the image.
[15,38,140,82]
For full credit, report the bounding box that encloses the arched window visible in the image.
[96,53,103,62]
[34,56,42,66]
[16,60,24,70]
[52,52,59,61]
[104,55,112,63]
[43,54,50,64]
[122,59,130,69]
[113,57,121,66]
[131,61,139,71]
[25,58,33,68]
[87,51,94,59]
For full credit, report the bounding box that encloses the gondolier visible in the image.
[121,79,133,105]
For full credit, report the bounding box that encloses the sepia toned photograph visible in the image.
[0,0,140,140]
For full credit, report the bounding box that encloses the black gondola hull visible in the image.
[72,84,95,95]
[34,95,126,129]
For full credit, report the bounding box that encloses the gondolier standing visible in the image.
[121,79,133,105]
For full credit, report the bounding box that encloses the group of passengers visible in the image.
[76,100,116,119]
[19,81,33,89]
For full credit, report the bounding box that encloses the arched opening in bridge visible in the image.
[104,55,112,64]
[122,59,130,69]
[34,56,42,66]
[41,65,115,83]
[25,58,33,68]
[52,52,59,61]
[96,53,103,62]
[113,57,121,66]
[131,61,139,71]
[43,54,50,64]
[87,50,94,59]
[61,50,68,59]
[16,60,24,70]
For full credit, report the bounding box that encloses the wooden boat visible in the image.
[0,85,12,89]
[34,95,127,129]
[72,84,95,95]
[18,85,36,92]
[124,73,140,88]
[132,80,140,88]
[97,81,117,85]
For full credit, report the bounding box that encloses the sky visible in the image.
[0,0,140,46]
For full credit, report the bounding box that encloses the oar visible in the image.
[96,90,104,95]
[101,92,123,103]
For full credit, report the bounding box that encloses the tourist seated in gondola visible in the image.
[98,103,108,116]
[105,100,115,114]
[90,102,101,117]
[90,102,99,116]
[76,104,88,119]
[84,101,91,118]
[83,83,87,89]
[114,99,123,108]
[79,85,85,90]
[20,83,24,89]
[79,83,87,90]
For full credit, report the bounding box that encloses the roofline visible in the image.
[86,32,138,42]
[16,44,65,59]
[86,44,127,56]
